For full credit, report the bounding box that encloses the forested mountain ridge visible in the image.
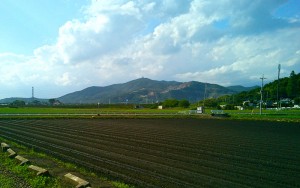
[209,71,300,107]
[226,85,259,93]
[58,78,237,104]
[1,77,278,105]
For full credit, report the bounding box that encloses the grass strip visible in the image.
[0,174,16,188]
[0,153,61,188]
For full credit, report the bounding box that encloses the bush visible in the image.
[223,104,236,110]
[162,99,179,108]
[10,100,25,107]
[178,100,190,108]
[294,97,300,105]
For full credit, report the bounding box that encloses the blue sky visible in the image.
[0,0,299,99]
[0,0,87,54]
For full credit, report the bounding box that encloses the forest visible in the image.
[200,71,300,108]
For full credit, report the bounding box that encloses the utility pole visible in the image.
[203,83,207,109]
[277,64,281,109]
[260,75,267,115]
[266,91,268,110]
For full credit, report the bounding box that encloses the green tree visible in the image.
[178,100,190,108]
[49,99,56,105]
[32,100,41,106]
[202,98,219,108]
[287,71,297,98]
[224,104,236,110]
[162,99,179,108]
[294,97,300,105]
[10,100,25,107]
[298,79,300,96]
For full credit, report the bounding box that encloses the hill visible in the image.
[218,71,300,107]
[226,85,259,93]
[58,78,236,104]
[0,97,48,104]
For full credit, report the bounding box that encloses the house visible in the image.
[197,106,204,114]
[235,106,244,110]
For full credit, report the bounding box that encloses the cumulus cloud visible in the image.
[176,26,300,85]
[55,72,74,86]
[0,0,299,98]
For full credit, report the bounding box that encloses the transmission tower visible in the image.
[32,87,34,99]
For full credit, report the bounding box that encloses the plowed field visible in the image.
[0,119,299,187]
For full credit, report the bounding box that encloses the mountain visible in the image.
[58,78,236,104]
[226,85,259,93]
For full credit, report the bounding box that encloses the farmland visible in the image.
[0,119,299,187]
[1,106,300,123]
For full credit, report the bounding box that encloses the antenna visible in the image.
[259,75,267,115]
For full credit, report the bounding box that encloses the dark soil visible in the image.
[0,119,299,187]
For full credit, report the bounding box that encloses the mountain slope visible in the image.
[226,85,259,93]
[58,78,236,104]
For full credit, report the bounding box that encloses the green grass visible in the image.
[225,108,300,122]
[0,106,181,114]
[0,107,99,114]
[0,153,62,188]
[0,106,299,122]
[0,174,15,188]
[112,181,135,188]
[0,106,195,120]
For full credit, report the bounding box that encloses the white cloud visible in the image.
[175,26,300,85]
[55,72,74,86]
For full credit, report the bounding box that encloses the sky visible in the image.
[0,0,299,99]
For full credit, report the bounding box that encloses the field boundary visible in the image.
[0,138,124,188]
[1,142,93,188]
